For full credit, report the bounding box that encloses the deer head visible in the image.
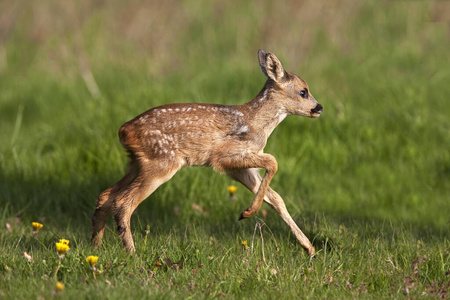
[258,49,323,118]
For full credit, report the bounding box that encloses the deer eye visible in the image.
[299,89,308,99]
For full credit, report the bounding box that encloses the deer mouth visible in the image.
[310,104,323,118]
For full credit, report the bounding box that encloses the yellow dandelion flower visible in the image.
[59,239,69,245]
[55,242,69,255]
[32,222,43,231]
[241,240,248,248]
[86,255,98,267]
[55,281,64,292]
[227,185,237,195]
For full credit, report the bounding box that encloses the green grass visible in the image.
[1,0,449,299]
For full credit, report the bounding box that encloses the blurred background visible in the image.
[0,0,449,237]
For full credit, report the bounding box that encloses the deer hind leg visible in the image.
[227,168,315,256]
[91,156,142,248]
[91,195,110,248]
[92,154,180,253]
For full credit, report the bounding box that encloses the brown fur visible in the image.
[91,49,322,256]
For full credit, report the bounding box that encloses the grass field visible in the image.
[1,0,449,298]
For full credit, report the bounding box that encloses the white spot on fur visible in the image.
[232,109,244,116]
[236,125,249,135]
[147,129,161,135]
[277,110,287,123]
[259,90,268,102]
[140,115,148,123]
[267,109,288,137]
[161,109,167,113]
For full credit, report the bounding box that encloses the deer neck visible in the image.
[241,83,288,140]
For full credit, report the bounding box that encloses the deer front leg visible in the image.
[227,168,315,256]
[264,188,315,256]
[213,152,277,220]
[238,155,277,220]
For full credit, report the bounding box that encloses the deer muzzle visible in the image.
[310,103,323,117]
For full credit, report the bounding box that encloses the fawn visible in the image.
[91,49,322,256]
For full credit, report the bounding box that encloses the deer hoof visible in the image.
[238,210,252,220]
[308,246,316,257]
[91,235,102,248]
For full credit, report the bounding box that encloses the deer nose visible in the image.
[311,103,323,114]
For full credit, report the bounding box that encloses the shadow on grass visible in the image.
[293,211,450,256]
[1,171,448,256]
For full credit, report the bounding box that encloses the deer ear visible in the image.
[258,49,285,82]
[258,49,269,78]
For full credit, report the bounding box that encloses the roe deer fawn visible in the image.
[91,49,322,256]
